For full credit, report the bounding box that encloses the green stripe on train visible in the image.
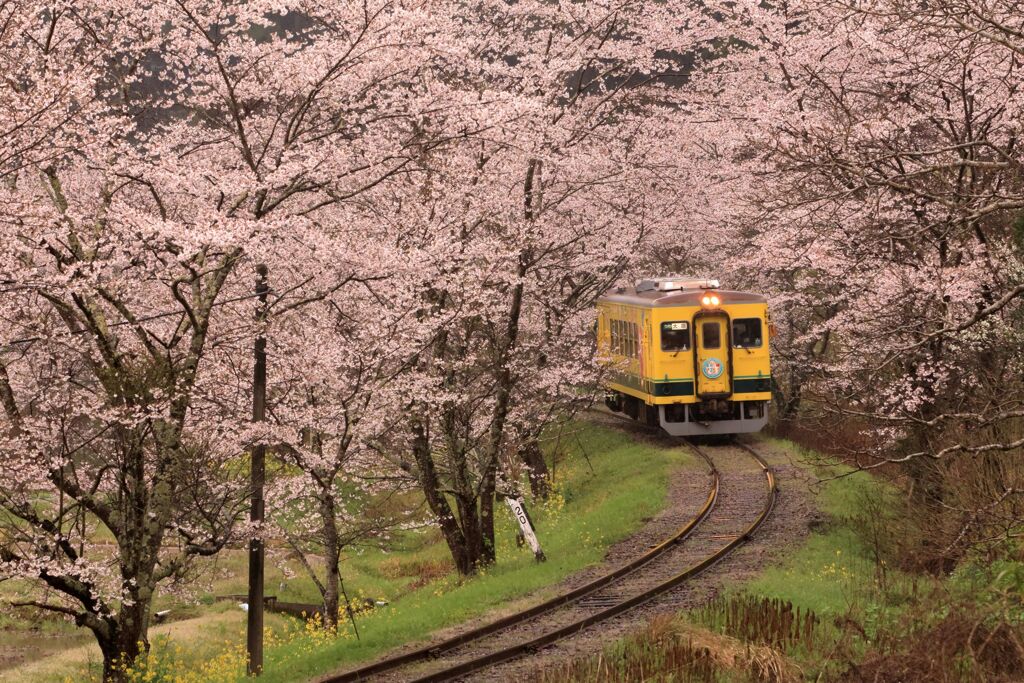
[733,377,772,393]
[610,372,771,396]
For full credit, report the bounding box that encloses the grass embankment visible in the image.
[537,437,917,682]
[3,423,693,683]
[541,436,1024,682]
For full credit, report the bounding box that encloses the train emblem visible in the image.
[701,358,724,379]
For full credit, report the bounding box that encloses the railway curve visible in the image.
[321,424,776,683]
[322,437,720,683]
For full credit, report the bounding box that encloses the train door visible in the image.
[695,314,731,397]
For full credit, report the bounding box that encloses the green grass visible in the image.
[685,437,918,680]
[535,436,915,683]
[742,437,904,619]
[732,439,1024,680]
[534,435,1024,683]
[253,423,691,682]
[5,421,695,683]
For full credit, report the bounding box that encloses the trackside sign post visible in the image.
[505,496,546,562]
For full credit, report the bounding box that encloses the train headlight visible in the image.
[710,295,720,306]
[701,294,720,308]
[701,295,711,306]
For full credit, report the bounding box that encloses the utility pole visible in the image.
[247,264,269,676]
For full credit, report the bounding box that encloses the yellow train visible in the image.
[597,277,772,436]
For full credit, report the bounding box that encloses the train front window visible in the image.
[732,318,763,348]
[660,321,690,352]
[701,321,721,349]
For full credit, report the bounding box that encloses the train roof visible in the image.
[598,278,767,307]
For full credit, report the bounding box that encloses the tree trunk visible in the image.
[445,529,476,576]
[97,447,161,682]
[319,491,342,630]
[479,465,497,565]
[905,435,944,506]
[475,252,527,567]
[775,372,802,419]
[97,601,151,683]
[411,420,479,575]
[323,577,341,631]
[519,438,551,499]
[455,492,486,568]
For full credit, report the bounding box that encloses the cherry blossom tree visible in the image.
[694,0,1024,555]
[360,1,725,575]
[0,0,466,677]
[262,282,424,630]
[0,1,766,676]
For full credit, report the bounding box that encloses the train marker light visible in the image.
[701,293,721,308]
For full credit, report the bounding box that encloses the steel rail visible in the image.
[321,444,720,683]
[407,439,776,683]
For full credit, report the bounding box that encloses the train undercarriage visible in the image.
[605,392,769,437]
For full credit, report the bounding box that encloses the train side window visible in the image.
[660,321,690,351]
[632,322,639,358]
[612,320,620,354]
[701,321,721,349]
[732,318,762,348]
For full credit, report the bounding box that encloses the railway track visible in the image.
[322,422,776,683]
